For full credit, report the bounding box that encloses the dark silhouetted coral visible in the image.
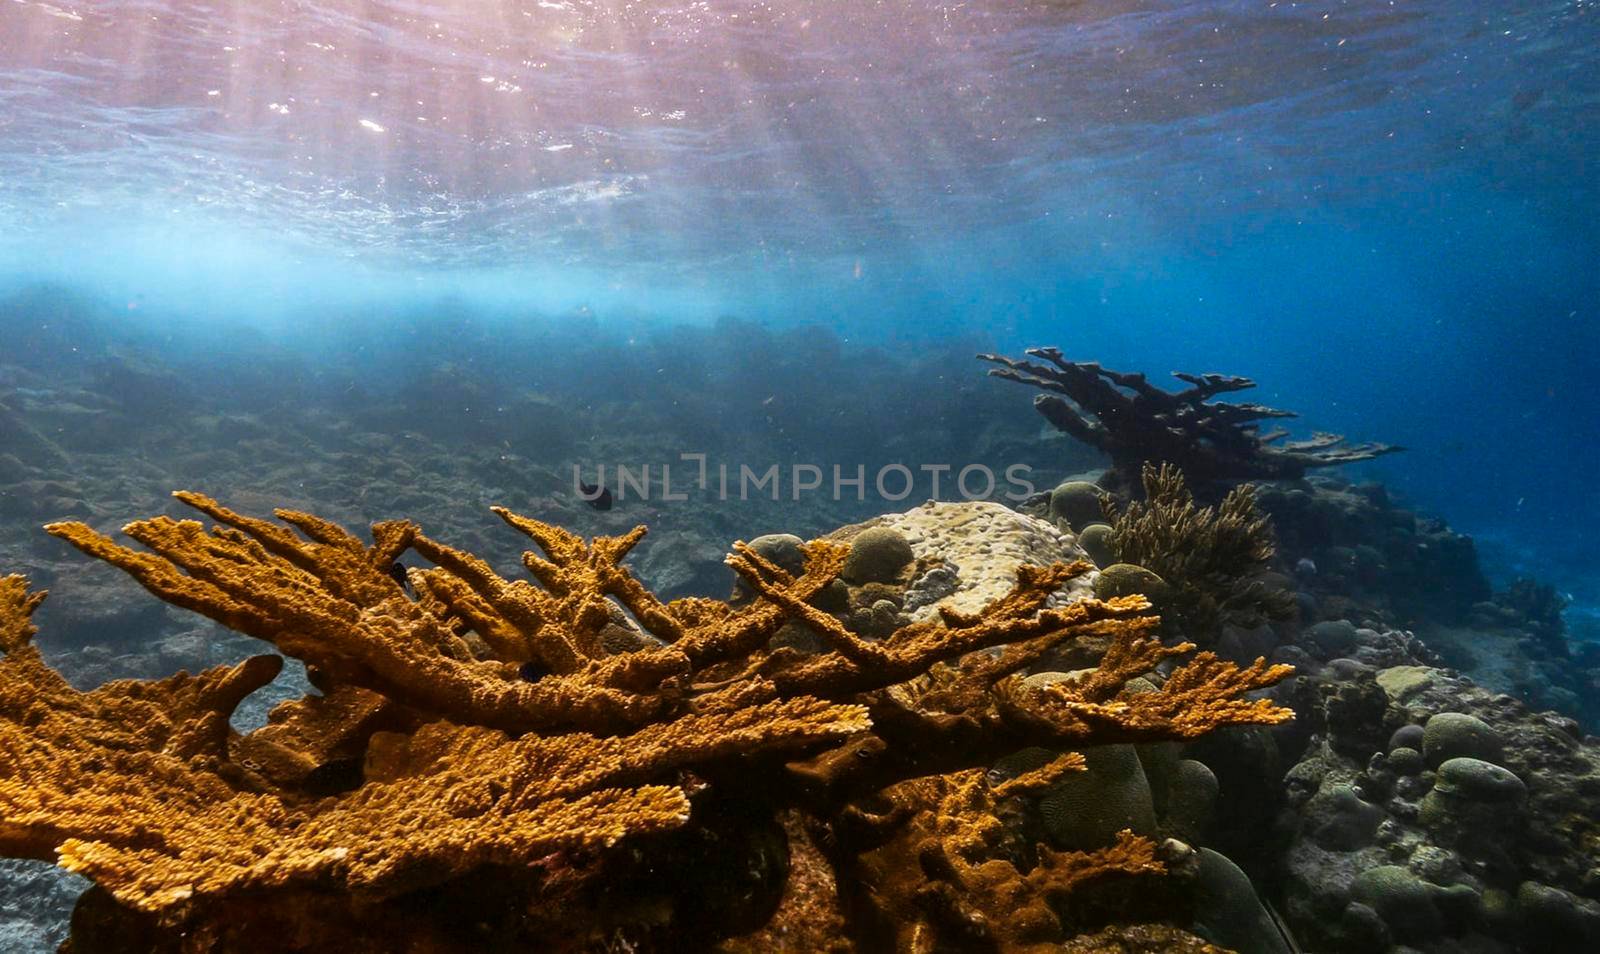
[978,348,1400,488]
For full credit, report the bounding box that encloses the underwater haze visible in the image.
[4,3,1598,579]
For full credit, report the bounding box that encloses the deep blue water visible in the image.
[1,1,1597,606]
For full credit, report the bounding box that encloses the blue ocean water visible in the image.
[1,0,1597,603]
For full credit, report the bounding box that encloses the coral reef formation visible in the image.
[1256,477,1600,726]
[1256,478,1488,626]
[1,495,1296,951]
[1485,577,1570,655]
[978,348,1400,488]
[1101,463,1297,643]
[1269,616,1600,953]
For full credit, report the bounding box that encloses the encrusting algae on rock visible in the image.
[0,492,1295,952]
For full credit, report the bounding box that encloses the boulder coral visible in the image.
[1,494,1296,951]
[1276,635,1600,954]
[1048,481,1107,531]
[1075,523,1116,569]
[839,525,914,584]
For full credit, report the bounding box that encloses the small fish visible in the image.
[579,481,614,511]
[388,561,411,592]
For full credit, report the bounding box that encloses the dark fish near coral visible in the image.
[388,561,410,592]
[579,481,614,511]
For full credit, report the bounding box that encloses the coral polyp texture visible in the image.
[1,494,1296,951]
[978,348,1401,487]
[851,759,1164,952]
